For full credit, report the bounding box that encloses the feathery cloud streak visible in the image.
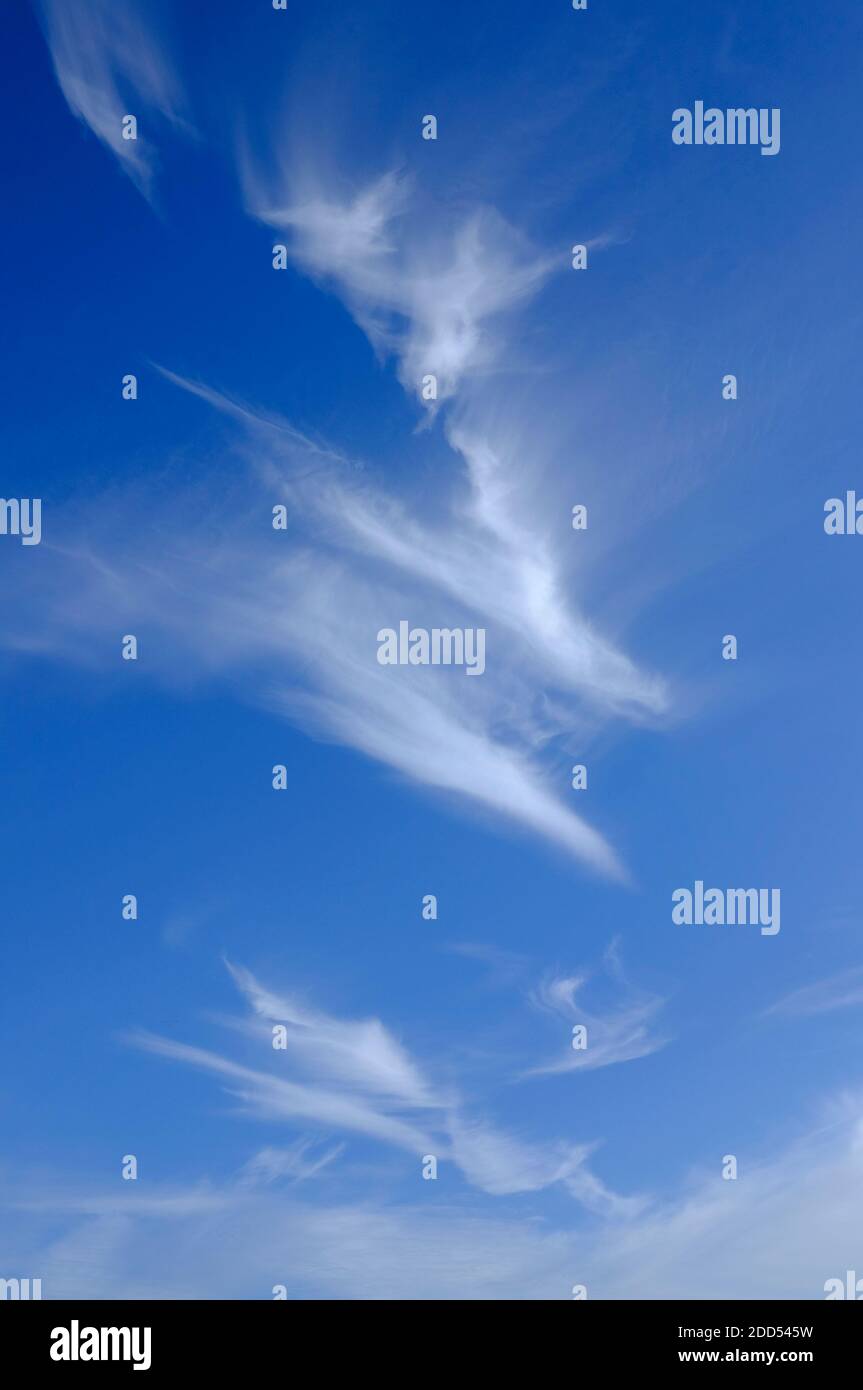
[35,0,186,195]
[127,958,641,1218]
[9,1093,863,1298]
[522,944,669,1078]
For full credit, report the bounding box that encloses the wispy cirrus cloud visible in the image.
[224,959,443,1111]
[521,942,669,1078]
[244,166,555,409]
[0,383,657,876]
[0,154,668,875]
[239,160,665,722]
[159,363,664,871]
[126,959,636,1216]
[238,1140,346,1189]
[129,1028,439,1157]
[764,967,863,1019]
[446,1118,642,1218]
[9,1093,863,1298]
[35,0,188,195]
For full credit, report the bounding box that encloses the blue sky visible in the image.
[2,0,863,1299]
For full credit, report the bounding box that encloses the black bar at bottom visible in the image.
[1,1299,858,1375]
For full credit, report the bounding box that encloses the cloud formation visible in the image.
[0,102,670,876]
[9,1093,863,1298]
[35,0,186,194]
[246,167,555,408]
[1,362,665,875]
[522,943,669,1078]
[127,959,634,1216]
[764,967,863,1019]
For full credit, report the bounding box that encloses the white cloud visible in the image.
[238,1140,346,1188]
[128,1028,439,1157]
[0,142,670,877]
[764,967,863,1019]
[35,0,187,194]
[0,401,657,875]
[166,370,665,868]
[8,1099,863,1298]
[224,960,444,1110]
[446,1118,642,1217]
[245,168,555,407]
[125,961,631,1214]
[240,160,664,731]
[522,945,669,1078]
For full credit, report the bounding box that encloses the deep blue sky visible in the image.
[1,0,862,1299]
